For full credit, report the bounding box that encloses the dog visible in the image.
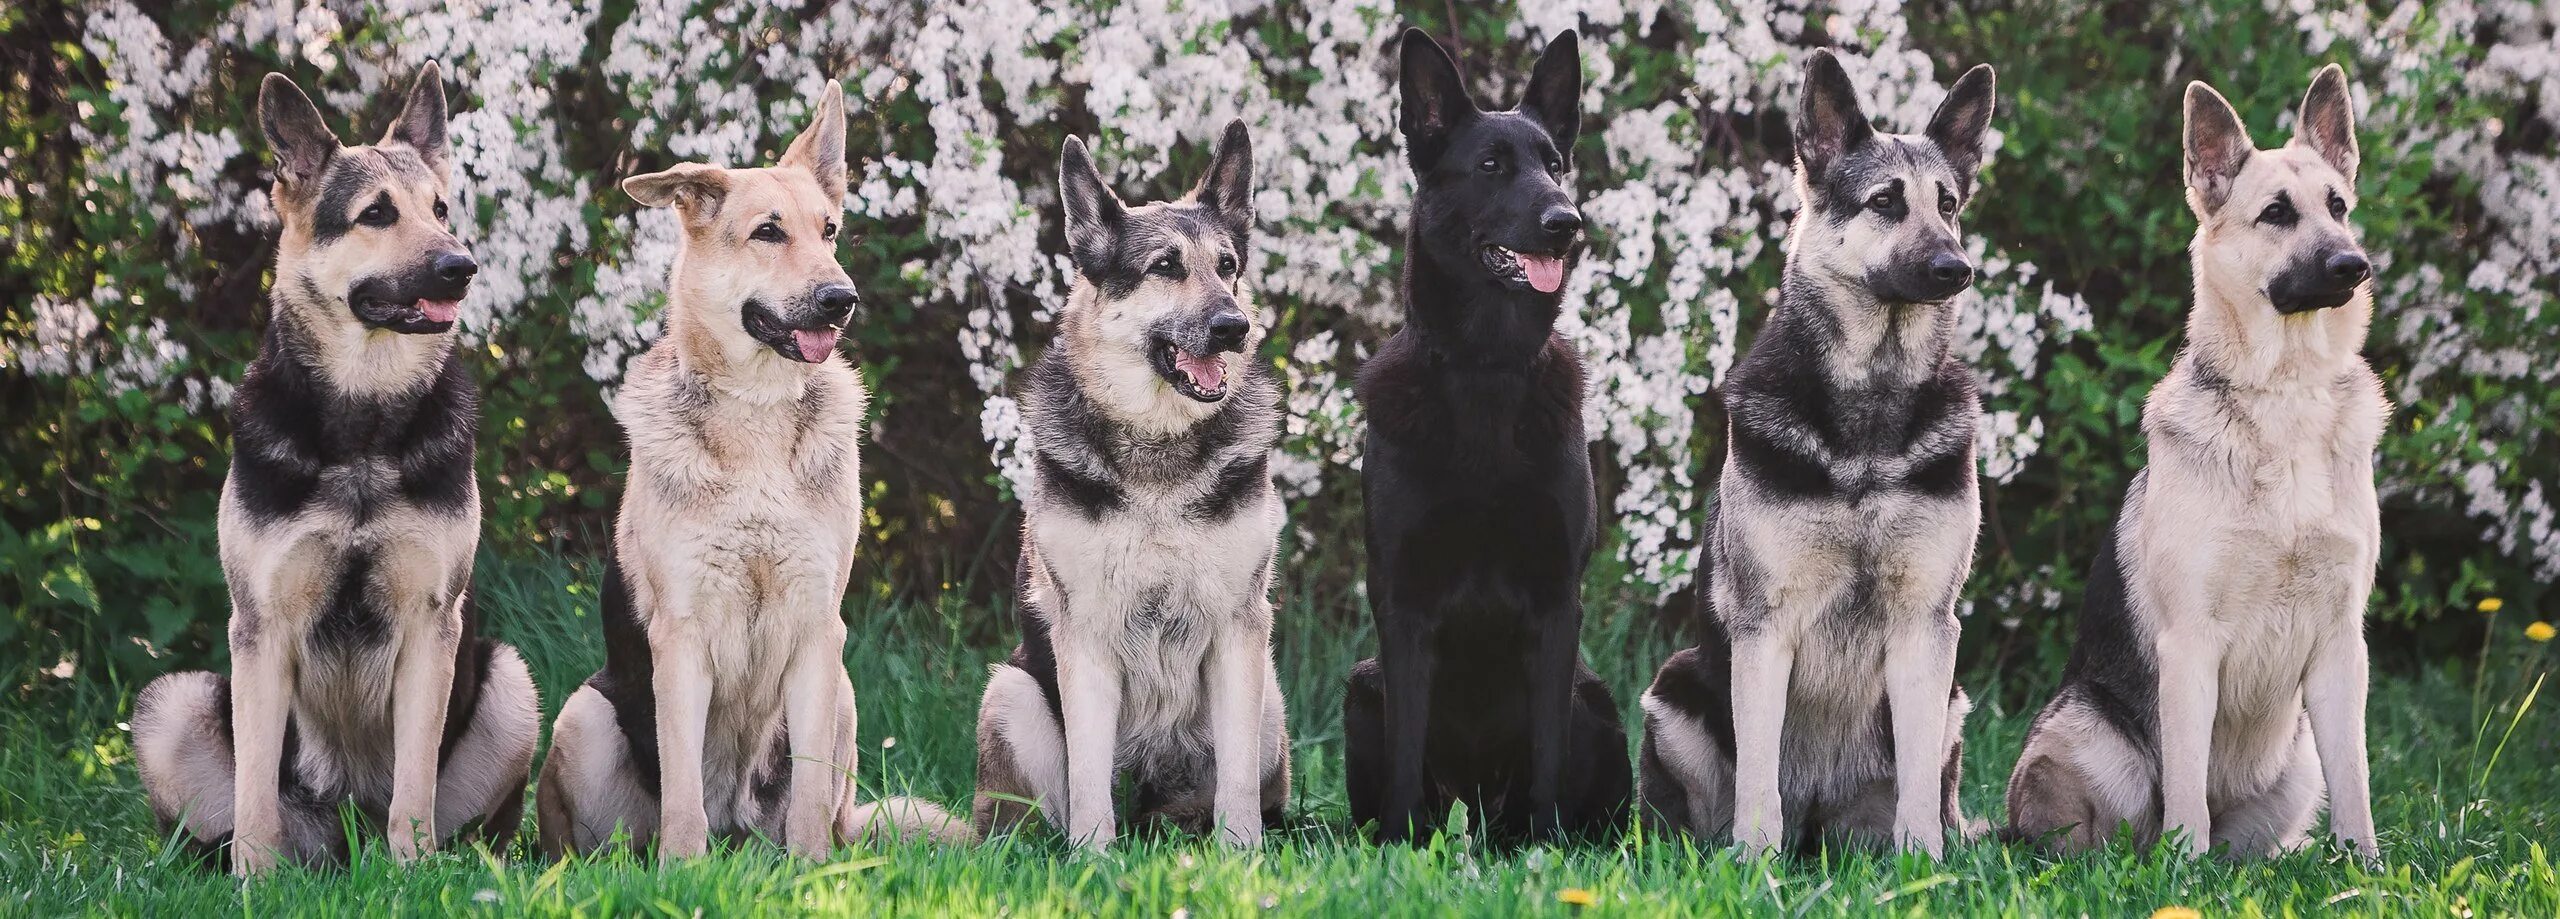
[2003,65,2384,863]
[1635,49,1996,859]
[1339,28,1632,844]
[534,80,965,859]
[128,63,540,875]
[970,121,1290,850]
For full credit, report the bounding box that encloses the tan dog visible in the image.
[2005,65,2385,862]
[130,63,540,875]
[535,81,964,859]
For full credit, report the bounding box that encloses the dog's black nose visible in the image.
[1207,311,1250,351]
[815,284,859,322]
[1541,207,1583,236]
[2326,251,2371,285]
[1929,252,1974,286]
[434,252,479,283]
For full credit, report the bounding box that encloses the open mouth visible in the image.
[1149,336,1230,403]
[1480,245,1569,294]
[742,299,842,363]
[353,294,465,333]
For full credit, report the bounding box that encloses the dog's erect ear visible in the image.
[2183,81,2254,214]
[1059,135,1127,276]
[1519,29,1581,152]
[782,79,849,204]
[1925,63,1997,179]
[1793,49,1875,183]
[2293,63,2358,185]
[382,62,450,177]
[623,163,732,222]
[259,73,340,187]
[1189,119,1254,249]
[1398,28,1476,171]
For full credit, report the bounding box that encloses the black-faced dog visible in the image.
[1636,49,1996,859]
[129,64,540,875]
[1341,27,1632,844]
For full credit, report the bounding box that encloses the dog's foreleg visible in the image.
[1378,614,1435,842]
[227,607,290,876]
[1057,639,1123,850]
[1209,606,1271,847]
[2304,630,2378,862]
[385,589,462,863]
[652,640,714,861]
[2155,624,2220,857]
[1884,611,1958,858]
[1523,599,1580,837]
[1728,630,1793,856]
[781,623,852,858]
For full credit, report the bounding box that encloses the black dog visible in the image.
[1342,27,1631,843]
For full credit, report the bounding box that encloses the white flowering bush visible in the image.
[1,0,2551,679]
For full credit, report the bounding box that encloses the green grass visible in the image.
[2,552,2554,916]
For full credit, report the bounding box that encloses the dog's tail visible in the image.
[846,797,978,846]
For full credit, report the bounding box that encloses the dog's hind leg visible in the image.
[2004,696,2150,853]
[1341,659,1387,832]
[534,682,658,858]
[433,640,540,852]
[1257,662,1291,831]
[972,663,1065,840]
[1562,664,1632,839]
[133,671,240,865]
[2210,720,2321,860]
[1637,650,1733,840]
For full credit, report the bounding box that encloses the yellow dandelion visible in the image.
[2478,597,2505,613]
[2526,621,2555,643]
[1557,888,1597,908]
[2150,908,2203,919]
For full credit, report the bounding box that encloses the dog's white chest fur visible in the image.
[1029,475,1279,753]
[617,350,866,787]
[2131,355,2385,767]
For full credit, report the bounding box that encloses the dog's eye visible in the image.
[432,199,449,222]
[2258,198,2298,227]
[822,221,838,241]
[1150,253,1181,276]
[1217,253,1237,276]
[2327,192,2347,220]
[1866,190,1902,213]
[751,223,785,242]
[1477,155,1501,174]
[1545,155,1563,173]
[357,199,397,227]
[1938,190,1958,216]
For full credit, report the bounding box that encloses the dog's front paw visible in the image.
[1218,820,1263,848]
[386,813,435,863]
[1067,818,1117,853]
[658,822,711,862]
[230,840,280,877]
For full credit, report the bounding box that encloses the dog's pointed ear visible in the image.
[1059,135,1127,276]
[1518,29,1581,152]
[259,73,340,187]
[1398,28,1476,172]
[382,62,450,177]
[1189,119,1254,250]
[1793,49,1875,183]
[2183,80,2254,214]
[782,79,849,203]
[1925,63,1996,179]
[2293,63,2358,185]
[623,162,732,222]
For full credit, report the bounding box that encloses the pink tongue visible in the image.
[1174,351,1226,392]
[418,299,461,323]
[1519,254,1566,293]
[794,328,840,363]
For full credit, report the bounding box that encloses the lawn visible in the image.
[2,553,2553,917]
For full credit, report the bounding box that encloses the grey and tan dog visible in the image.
[1637,49,1996,858]
[534,81,964,860]
[130,63,541,875]
[971,122,1291,850]
[2005,65,2385,863]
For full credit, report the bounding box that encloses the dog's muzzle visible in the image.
[743,285,859,363]
[2268,250,2370,314]
[1149,310,1249,403]
[349,251,476,333]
